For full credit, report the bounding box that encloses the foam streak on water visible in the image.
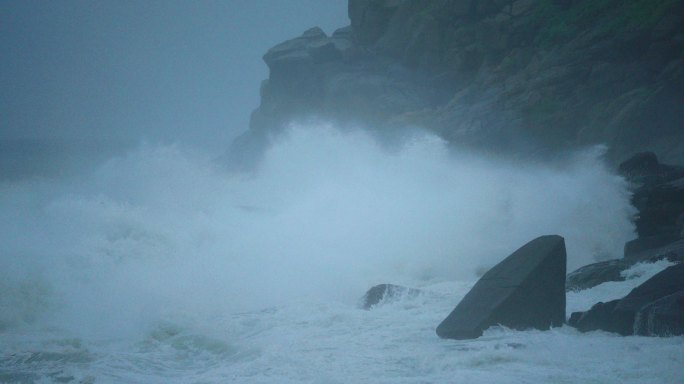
[2,278,683,383]
[2,124,679,383]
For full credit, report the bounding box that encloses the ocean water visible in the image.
[1,125,681,383]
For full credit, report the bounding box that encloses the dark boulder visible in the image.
[436,235,566,340]
[634,291,684,336]
[569,263,684,335]
[566,259,628,292]
[361,283,420,309]
[567,300,621,333]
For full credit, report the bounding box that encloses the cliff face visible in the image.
[231,0,684,167]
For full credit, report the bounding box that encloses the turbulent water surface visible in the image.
[1,125,681,383]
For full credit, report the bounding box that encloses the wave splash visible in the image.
[0,123,635,337]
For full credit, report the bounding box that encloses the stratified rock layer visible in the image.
[437,235,566,340]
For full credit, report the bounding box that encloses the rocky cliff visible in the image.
[229,0,684,167]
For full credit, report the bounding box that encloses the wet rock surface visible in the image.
[437,235,566,340]
[634,291,684,337]
[232,1,684,169]
[569,263,684,335]
[361,283,420,309]
[619,152,684,243]
[566,259,628,292]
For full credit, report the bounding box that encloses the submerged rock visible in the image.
[569,263,684,335]
[361,283,420,309]
[634,291,684,337]
[436,235,566,340]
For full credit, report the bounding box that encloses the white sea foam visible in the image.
[2,277,683,383]
[2,124,677,383]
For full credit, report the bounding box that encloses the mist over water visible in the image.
[0,123,635,341]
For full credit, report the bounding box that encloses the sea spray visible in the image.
[0,123,635,338]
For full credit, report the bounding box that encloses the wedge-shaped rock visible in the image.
[436,235,566,339]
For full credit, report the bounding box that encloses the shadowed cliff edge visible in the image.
[226,0,684,170]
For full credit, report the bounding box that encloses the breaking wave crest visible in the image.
[0,123,635,337]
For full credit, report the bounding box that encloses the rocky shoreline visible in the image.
[229,0,684,169]
[565,153,684,336]
[364,153,684,338]
[240,0,684,338]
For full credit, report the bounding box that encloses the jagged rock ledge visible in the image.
[228,0,684,169]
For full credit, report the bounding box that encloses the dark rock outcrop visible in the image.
[618,152,675,185]
[348,0,406,45]
[361,283,420,309]
[634,291,684,336]
[619,152,684,240]
[566,259,628,292]
[566,239,684,292]
[626,179,684,242]
[226,22,441,168]
[569,263,684,335]
[568,154,684,293]
[617,153,684,267]
[565,239,684,291]
[230,1,684,169]
[568,299,621,333]
[624,239,684,264]
[436,235,566,340]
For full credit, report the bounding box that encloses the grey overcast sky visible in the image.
[0,1,348,152]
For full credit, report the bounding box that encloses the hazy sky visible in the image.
[1,0,348,152]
